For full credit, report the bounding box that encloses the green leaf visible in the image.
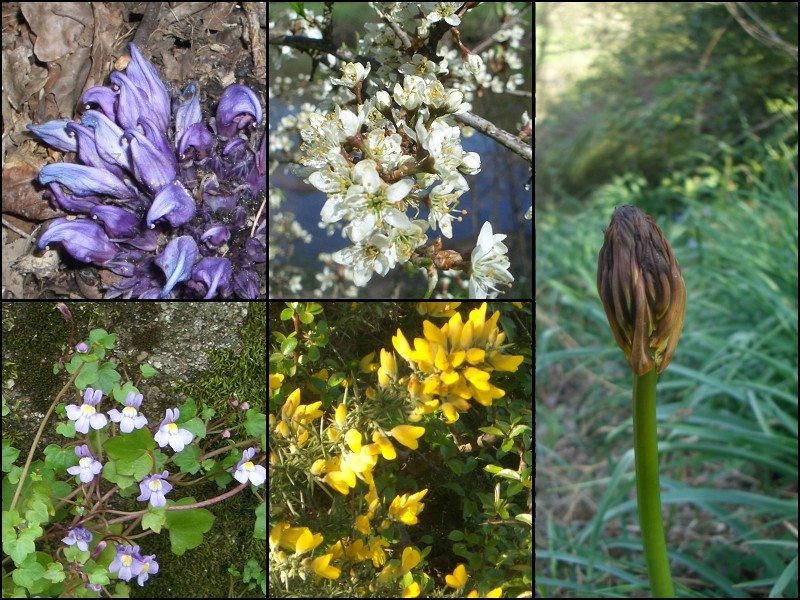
[298,311,314,324]
[182,417,206,440]
[75,360,98,389]
[112,381,141,404]
[89,328,117,349]
[281,336,298,356]
[178,397,197,420]
[142,508,167,534]
[280,307,295,320]
[140,363,158,378]
[6,524,42,564]
[244,409,266,437]
[11,553,47,592]
[43,561,65,583]
[164,498,215,556]
[328,372,346,387]
[172,444,201,474]
[3,440,21,472]
[289,2,306,18]
[104,428,154,480]
[56,421,76,439]
[254,502,266,540]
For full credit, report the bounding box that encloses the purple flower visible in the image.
[62,526,93,552]
[108,391,148,433]
[109,545,144,582]
[66,444,103,483]
[75,342,89,353]
[232,448,266,487]
[65,387,108,434]
[154,408,194,452]
[37,218,118,265]
[137,470,173,508]
[154,236,198,297]
[136,553,159,586]
[28,43,265,299]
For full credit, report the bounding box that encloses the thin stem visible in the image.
[632,367,675,597]
[10,363,84,511]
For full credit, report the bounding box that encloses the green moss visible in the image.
[125,302,266,598]
[2,302,266,598]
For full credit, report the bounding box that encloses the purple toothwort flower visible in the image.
[154,408,194,452]
[137,470,173,508]
[66,444,103,483]
[65,387,108,434]
[108,391,148,433]
[29,43,265,298]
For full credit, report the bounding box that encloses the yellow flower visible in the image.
[309,553,341,580]
[371,431,397,460]
[402,581,421,597]
[390,424,425,450]
[388,489,428,525]
[445,563,468,589]
[416,302,461,317]
[399,546,421,574]
[378,348,398,386]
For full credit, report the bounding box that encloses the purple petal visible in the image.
[27,120,77,153]
[191,257,233,299]
[38,218,118,265]
[90,205,140,238]
[125,127,176,193]
[215,85,263,137]
[126,44,171,132]
[154,236,198,297]
[200,225,230,248]
[82,86,118,120]
[81,111,130,171]
[146,180,196,228]
[39,163,136,199]
[174,82,202,145]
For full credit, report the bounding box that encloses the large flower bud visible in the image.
[597,205,686,375]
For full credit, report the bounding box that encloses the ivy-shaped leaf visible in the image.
[164,498,214,556]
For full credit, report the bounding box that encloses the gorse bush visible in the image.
[269,302,532,598]
[1,305,267,597]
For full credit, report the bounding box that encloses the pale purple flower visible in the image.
[137,470,173,508]
[136,553,159,586]
[108,391,148,433]
[232,448,266,487]
[153,408,194,452]
[75,342,89,353]
[66,444,103,483]
[109,545,143,582]
[62,526,93,552]
[65,387,108,434]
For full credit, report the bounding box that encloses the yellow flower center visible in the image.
[243,461,254,471]
[141,562,150,573]
[79,457,92,468]
[121,555,132,567]
[149,479,163,491]
[81,404,96,416]
[122,406,137,418]
[167,423,179,434]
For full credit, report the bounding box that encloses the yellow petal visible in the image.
[488,351,525,372]
[335,403,347,427]
[392,329,414,363]
[310,553,341,579]
[372,431,397,460]
[345,428,362,452]
[403,581,421,597]
[400,546,421,574]
[390,425,426,450]
[445,564,468,588]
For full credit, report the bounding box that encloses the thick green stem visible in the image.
[632,367,675,597]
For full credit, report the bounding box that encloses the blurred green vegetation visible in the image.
[536,3,798,597]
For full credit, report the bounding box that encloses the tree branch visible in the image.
[270,33,532,164]
[453,111,532,163]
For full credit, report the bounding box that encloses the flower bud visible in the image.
[596,205,686,375]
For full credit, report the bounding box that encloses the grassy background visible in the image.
[535,2,798,597]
